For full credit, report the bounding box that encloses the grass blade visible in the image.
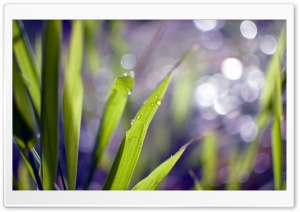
[132,140,195,190]
[201,133,218,189]
[188,170,203,190]
[103,72,173,190]
[62,20,84,190]
[103,46,198,190]
[13,20,41,116]
[41,20,61,190]
[271,54,283,190]
[85,74,134,188]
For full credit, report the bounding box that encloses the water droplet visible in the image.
[170,155,173,158]
[156,100,161,105]
[128,91,132,95]
[130,119,134,125]
[151,103,154,106]
[129,70,135,78]
[155,95,158,99]
[137,115,141,119]
[123,73,128,76]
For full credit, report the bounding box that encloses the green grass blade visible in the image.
[103,71,173,190]
[62,20,84,190]
[132,140,193,190]
[201,133,217,189]
[35,33,42,79]
[18,160,33,190]
[84,20,101,73]
[41,20,61,190]
[103,46,198,190]
[13,57,36,132]
[13,20,41,116]
[271,54,283,190]
[86,74,134,188]
[260,26,286,110]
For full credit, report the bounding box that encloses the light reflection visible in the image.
[213,90,239,115]
[120,54,137,70]
[195,76,218,108]
[221,58,243,80]
[239,116,258,142]
[240,20,257,39]
[246,66,265,89]
[238,171,249,183]
[239,81,259,102]
[193,20,217,32]
[259,35,277,55]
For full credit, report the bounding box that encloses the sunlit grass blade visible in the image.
[201,133,217,189]
[132,139,195,190]
[103,46,198,190]
[85,74,134,188]
[102,72,172,190]
[62,20,84,190]
[41,20,61,190]
[13,20,41,116]
[18,160,33,190]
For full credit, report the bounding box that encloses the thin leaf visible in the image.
[18,160,33,190]
[103,72,173,190]
[132,140,194,190]
[63,20,84,190]
[86,74,134,188]
[13,20,41,116]
[201,133,218,189]
[41,20,61,190]
[103,45,198,190]
[271,54,283,190]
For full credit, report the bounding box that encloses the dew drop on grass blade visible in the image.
[103,45,198,190]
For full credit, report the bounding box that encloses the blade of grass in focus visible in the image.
[41,20,61,190]
[62,20,84,190]
[132,139,197,190]
[103,45,198,190]
[35,33,42,78]
[13,20,41,117]
[201,133,217,189]
[85,74,134,188]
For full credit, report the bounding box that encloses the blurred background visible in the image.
[13,20,286,190]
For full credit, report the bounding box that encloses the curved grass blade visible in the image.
[132,139,196,190]
[62,20,84,190]
[41,20,61,190]
[103,45,198,190]
[85,74,134,188]
[13,20,41,116]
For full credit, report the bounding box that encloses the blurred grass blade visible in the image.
[271,54,283,190]
[201,133,217,189]
[63,20,84,190]
[86,74,134,188]
[103,72,173,190]
[35,33,42,78]
[13,57,36,132]
[13,20,41,116]
[103,46,197,190]
[18,160,33,190]
[189,170,203,190]
[260,26,286,110]
[84,20,101,73]
[132,140,193,190]
[41,20,61,190]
